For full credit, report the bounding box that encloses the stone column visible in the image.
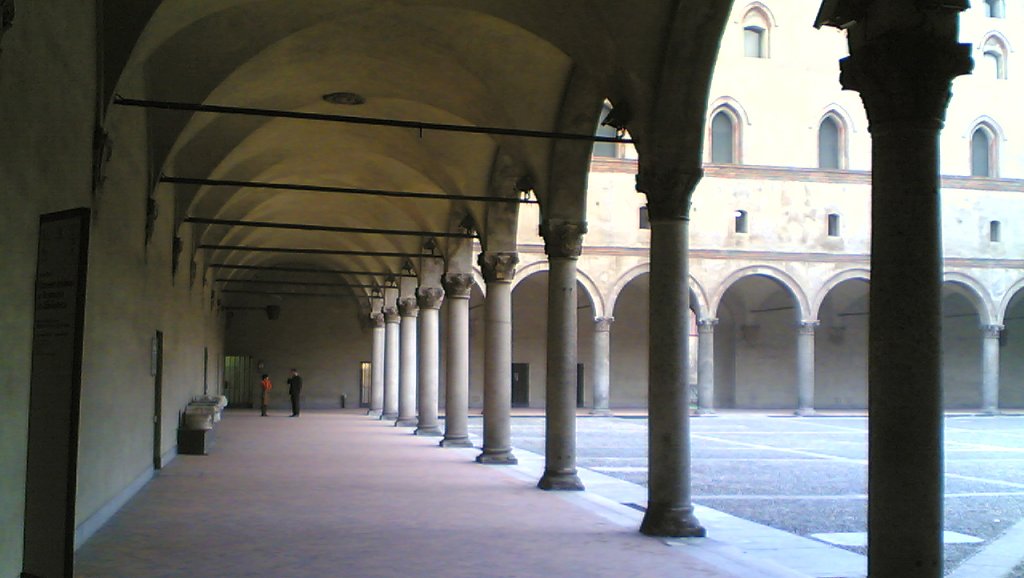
[476,252,518,464]
[591,317,614,416]
[538,221,586,491]
[696,318,717,415]
[368,312,385,417]
[636,167,705,537]
[796,321,818,416]
[382,305,400,420]
[395,296,418,427]
[441,274,474,447]
[415,287,444,436]
[839,24,971,578]
[981,324,1003,415]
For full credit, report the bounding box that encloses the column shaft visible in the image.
[981,325,1002,414]
[696,319,716,415]
[441,275,473,447]
[382,311,400,420]
[796,322,817,416]
[369,316,385,417]
[477,254,517,464]
[396,299,418,427]
[591,318,613,416]
[415,288,444,436]
[642,217,704,537]
[539,255,584,490]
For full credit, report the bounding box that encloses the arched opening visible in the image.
[715,275,802,409]
[818,115,842,169]
[1001,288,1024,408]
[816,279,869,409]
[942,286,983,409]
[742,7,770,58]
[984,0,1005,18]
[511,271,596,408]
[981,36,1009,79]
[711,109,737,164]
[971,125,996,177]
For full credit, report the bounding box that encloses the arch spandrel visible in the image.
[997,276,1024,324]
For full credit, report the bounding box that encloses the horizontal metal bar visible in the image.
[200,244,416,259]
[186,217,475,239]
[216,278,378,288]
[165,176,536,204]
[209,263,414,277]
[114,96,633,144]
[221,289,354,298]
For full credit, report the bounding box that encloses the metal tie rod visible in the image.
[165,176,536,204]
[209,263,414,277]
[216,278,378,288]
[114,96,634,144]
[221,289,355,298]
[185,217,475,239]
[200,244,416,259]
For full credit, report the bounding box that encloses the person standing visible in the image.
[287,369,303,417]
[260,374,272,416]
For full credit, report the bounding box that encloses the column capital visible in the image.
[478,251,518,283]
[840,32,971,130]
[443,273,474,299]
[982,324,1004,339]
[798,321,820,335]
[397,296,419,318]
[416,286,445,310]
[540,220,587,259]
[594,316,614,332]
[383,306,400,324]
[635,167,702,221]
[697,318,718,333]
[370,312,385,328]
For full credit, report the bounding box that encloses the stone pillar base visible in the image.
[981,408,1001,416]
[381,412,398,421]
[589,409,613,417]
[414,426,443,436]
[476,449,517,465]
[440,436,474,448]
[695,408,716,416]
[367,409,383,418]
[640,503,706,538]
[538,470,585,491]
[395,417,418,427]
[795,408,816,417]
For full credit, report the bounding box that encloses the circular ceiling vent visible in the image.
[322,92,365,105]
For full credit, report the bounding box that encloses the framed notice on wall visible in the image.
[22,208,90,578]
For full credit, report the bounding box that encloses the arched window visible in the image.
[742,8,770,58]
[984,0,1005,18]
[711,110,737,164]
[818,116,843,169]
[971,125,997,177]
[981,36,1008,79]
[593,102,619,158]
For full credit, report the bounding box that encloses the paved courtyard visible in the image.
[469,413,1024,577]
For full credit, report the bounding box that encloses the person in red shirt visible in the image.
[260,374,272,417]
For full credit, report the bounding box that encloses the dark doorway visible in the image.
[512,363,530,407]
[360,361,371,407]
[577,363,585,408]
[153,332,164,470]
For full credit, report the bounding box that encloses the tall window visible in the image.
[735,210,749,234]
[828,213,841,237]
[593,102,619,158]
[971,126,996,177]
[981,37,1008,79]
[742,7,771,58]
[818,116,842,169]
[711,110,736,164]
[985,0,1005,18]
[990,220,1002,243]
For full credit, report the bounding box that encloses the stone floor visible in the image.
[75,409,801,578]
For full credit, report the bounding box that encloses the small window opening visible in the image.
[735,210,748,234]
[990,220,1001,242]
[639,206,651,230]
[744,26,766,58]
[827,213,841,237]
[985,0,1005,18]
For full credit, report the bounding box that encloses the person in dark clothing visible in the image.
[287,369,303,417]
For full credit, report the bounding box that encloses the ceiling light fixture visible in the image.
[322,91,365,105]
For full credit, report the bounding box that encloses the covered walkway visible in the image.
[74,410,799,578]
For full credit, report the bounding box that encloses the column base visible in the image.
[381,412,398,420]
[640,503,706,538]
[589,408,613,417]
[414,425,443,436]
[695,408,717,416]
[440,436,474,448]
[367,409,383,418]
[795,407,816,417]
[394,417,418,427]
[538,470,585,491]
[981,408,1001,416]
[475,449,518,465]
